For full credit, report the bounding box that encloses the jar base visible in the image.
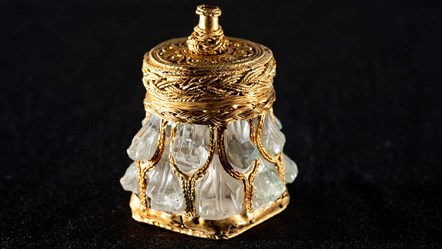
[129,191,290,240]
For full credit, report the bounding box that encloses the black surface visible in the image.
[1,0,442,248]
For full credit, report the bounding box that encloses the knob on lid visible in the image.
[142,5,277,125]
[187,5,226,55]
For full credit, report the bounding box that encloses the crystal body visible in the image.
[261,113,286,156]
[121,113,297,218]
[172,124,210,175]
[146,137,185,213]
[195,154,244,220]
[283,153,298,183]
[127,114,161,161]
[224,120,258,173]
[252,157,286,210]
[120,162,139,194]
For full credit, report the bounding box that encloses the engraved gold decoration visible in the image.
[121,4,298,240]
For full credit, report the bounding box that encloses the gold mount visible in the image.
[130,192,289,240]
[132,112,289,239]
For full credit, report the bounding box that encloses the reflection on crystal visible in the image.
[165,120,172,137]
[146,141,185,213]
[195,154,244,220]
[127,114,161,161]
[172,124,210,175]
[283,153,298,183]
[261,114,286,156]
[252,157,285,210]
[274,115,283,130]
[224,120,258,173]
[120,162,139,194]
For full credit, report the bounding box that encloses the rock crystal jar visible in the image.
[120,5,298,239]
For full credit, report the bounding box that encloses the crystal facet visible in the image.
[283,153,298,183]
[252,157,286,210]
[261,114,286,156]
[195,154,244,220]
[120,162,139,194]
[127,114,161,161]
[146,141,185,213]
[172,124,210,175]
[224,120,259,173]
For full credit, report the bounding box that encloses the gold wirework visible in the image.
[169,125,217,216]
[137,119,168,209]
[141,3,277,126]
[255,114,286,184]
[216,126,261,213]
[187,5,226,55]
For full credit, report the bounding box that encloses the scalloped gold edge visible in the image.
[129,191,290,240]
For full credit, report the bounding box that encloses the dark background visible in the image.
[1,0,442,248]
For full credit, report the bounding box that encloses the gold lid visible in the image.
[142,5,276,126]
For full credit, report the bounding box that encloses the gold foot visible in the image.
[129,191,290,240]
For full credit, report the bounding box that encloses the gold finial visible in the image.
[196,4,221,31]
[187,5,227,55]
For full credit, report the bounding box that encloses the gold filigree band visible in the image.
[187,26,226,55]
[143,53,276,125]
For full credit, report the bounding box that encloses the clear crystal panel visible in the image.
[127,114,161,161]
[224,120,259,173]
[172,124,210,175]
[283,153,298,183]
[146,140,185,213]
[252,157,286,210]
[195,154,244,220]
[120,162,139,195]
[261,113,286,156]
[274,115,283,130]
